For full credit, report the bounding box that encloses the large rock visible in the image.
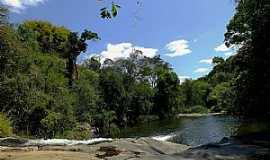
[177,133,270,160]
[0,137,28,147]
[0,134,269,160]
[0,137,189,160]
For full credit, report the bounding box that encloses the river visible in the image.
[120,115,270,146]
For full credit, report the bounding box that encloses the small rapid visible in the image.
[26,138,113,146]
[151,134,176,141]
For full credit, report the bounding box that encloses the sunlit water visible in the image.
[120,115,270,146]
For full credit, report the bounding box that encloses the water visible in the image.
[27,138,113,146]
[120,115,270,146]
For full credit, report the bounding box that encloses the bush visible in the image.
[191,105,209,113]
[63,123,92,140]
[181,105,209,114]
[0,113,12,137]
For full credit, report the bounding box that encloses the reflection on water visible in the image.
[120,115,270,146]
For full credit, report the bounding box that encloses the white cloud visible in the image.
[194,68,210,73]
[199,58,212,64]
[179,76,190,84]
[99,43,158,61]
[193,38,198,43]
[224,52,236,57]
[1,0,46,12]
[78,42,158,63]
[165,39,192,57]
[214,43,231,52]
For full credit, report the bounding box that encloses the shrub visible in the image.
[181,105,209,114]
[190,105,209,113]
[0,113,12,137]
[63,123,92,140]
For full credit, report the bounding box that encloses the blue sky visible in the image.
[3,0,235,80]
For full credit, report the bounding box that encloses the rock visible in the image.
[177,133,270,160]
[0,134,269,160]
[0,137,28,147]
[0,137,189,160]
[0,146,38,152]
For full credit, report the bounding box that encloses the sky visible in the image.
[2,0,236,80]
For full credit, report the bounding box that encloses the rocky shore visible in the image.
[0,133,270,160]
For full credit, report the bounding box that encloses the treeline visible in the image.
[0,12,188,138]
[1,0,269,139]
[179,0,270,117]
[0,17,233,139]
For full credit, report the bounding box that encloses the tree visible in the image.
[128,82,154,124]
[99,68,127,126]
[191,80,210,107]
[212,57,225,66]
[154,69,180,119]
[19,21,71,54]
[74,68,100,122]
[225,0,270,116]
[208,82,233,112]
[65,30,99,86]
[40,112,62,138]
[84,56,101,72]
[0,7,8,29]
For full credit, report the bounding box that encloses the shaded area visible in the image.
[96,146,122,159]
[177,133,270,160]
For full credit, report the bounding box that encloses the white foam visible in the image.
[151,134,175,141]
[26,138,113,146]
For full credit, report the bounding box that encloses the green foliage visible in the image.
[191,80,210,107]
[41,112,62,138]
[83,56,101,71]
[208,82,233,112]
[0,113,12,137]
[100,3,121,19]
[93,110,119,137]
[65,30,99,86]
[154,69,181,119]
[4,2,268,139]
[63,123,92,140]
[74,68,100,122]
[212,57,224,66]
[182,105,209,114]
[178,79,210,113]
[19,21,71,54]
[224,0,270,116]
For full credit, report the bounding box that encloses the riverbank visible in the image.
[177,112,224,117]
[0,133,270,160]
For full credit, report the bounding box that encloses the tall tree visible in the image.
[225,0,270,116]
[154,69,180,119]
[65,30,99,86]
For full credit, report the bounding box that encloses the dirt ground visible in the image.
[0,151,99,160]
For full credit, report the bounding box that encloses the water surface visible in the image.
[120,115,270,146]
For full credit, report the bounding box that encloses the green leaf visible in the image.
[100,8,112,19]
[111,3,120,17]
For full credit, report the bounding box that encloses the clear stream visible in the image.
[120,115,270,146]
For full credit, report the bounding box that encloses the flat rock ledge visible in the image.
[1,134,270,160]
[0,137,189,160]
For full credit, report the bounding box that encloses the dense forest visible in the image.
[0,0,269,139]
